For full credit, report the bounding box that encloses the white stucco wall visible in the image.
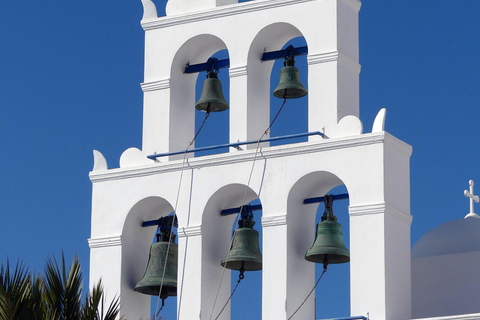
[89,0,414,319]
[90,132,412,320]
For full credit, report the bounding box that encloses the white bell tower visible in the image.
[88,0,413,319]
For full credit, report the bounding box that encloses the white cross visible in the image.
[464,180,480,218]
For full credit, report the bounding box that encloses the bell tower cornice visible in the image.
[90,131,412,183]
[141,0,361,31]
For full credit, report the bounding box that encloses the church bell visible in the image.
[305,195,350,265]
[273,56,308,99]
[195,71,229,112]
[221,209,262,272]
[135,230,178,300]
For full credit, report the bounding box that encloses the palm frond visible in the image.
[43,253,83,320]
[101,294,121,320]
[81,280,122,320]
[28,273,45,320]
[0,260,35,320]
[64,254,83,319]
[80,282,102,320]
[1,254,120,320]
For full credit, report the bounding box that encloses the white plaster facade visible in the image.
[89,0,415,319]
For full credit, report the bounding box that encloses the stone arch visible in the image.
[169,34,230,154]
[121,196,176,318]
[244,22,307,145]
[200,183,259,319]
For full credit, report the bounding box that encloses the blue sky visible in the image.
[1,1,480,319]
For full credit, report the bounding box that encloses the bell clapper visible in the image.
[238,262,245,281]
[322,256,329,272]
[159,299,165,312]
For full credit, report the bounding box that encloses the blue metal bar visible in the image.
[318,317,367,320]
[147,131,325,160]
[185,57,230,74]
[221,204,263,216]
[303,193,349,204]
[261,45,308,61]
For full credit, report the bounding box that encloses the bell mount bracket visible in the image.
[184,45,308,74]
[185,57,230,74]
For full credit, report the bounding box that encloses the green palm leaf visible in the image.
[1,254,121,320]
[43,253,83,320]
[0,260,36,320]
[81,281,121,320]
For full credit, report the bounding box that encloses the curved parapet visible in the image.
[372,108,386,133]
[120,147,151,168]
[141,0,158,21]
[327,115,363,138]
[92,150,108,171]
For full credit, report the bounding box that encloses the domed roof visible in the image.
[412,216,480,258]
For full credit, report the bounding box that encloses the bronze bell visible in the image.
[195,71,229,112]
[273,57,308,99]
[135,231,178,300]
[305,195,350,265]
[221,210,262,272]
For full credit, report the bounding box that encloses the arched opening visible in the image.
[200,184,262,320]
[228,198,263,319]
[170,34,229,159]
[287,172,351,319]
[121,196,176,319]
[269,37,308,146]
[194,49,230,157]
[246,23,308,149]
[146,213,179,320]
[311,184,350,319]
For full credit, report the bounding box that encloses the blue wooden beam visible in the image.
[142,213,177,227]
[220,204,263,216]
[303,193,349,205]
[261,45,308,62]
[220,193,349,216]
[184,45,308,75]
[184,57,230,74]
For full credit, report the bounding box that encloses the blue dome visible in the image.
[412,217,480,258]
